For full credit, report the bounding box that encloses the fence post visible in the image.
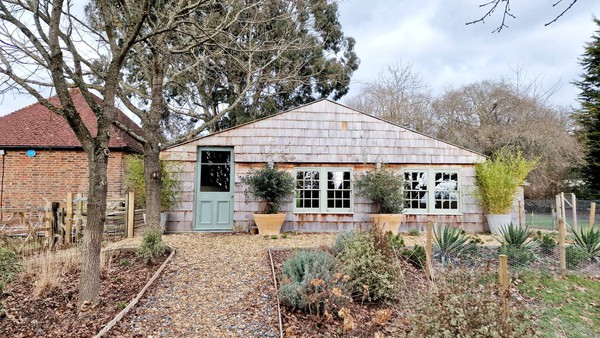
[590,202,596,230]
[425,221,434,280]
[75,193,83,238]
[571,193,577,229]
[66,192,73,244]
[555,194,561,230]
[558,217,567,278]
[498,254,509,318]
[518,200,524,226]
[127,192,135,238]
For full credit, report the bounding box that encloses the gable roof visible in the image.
[163,99,485,165]
[0,89,143,152]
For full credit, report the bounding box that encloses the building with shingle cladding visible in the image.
[161,99,520,233]
[0,89,143,208]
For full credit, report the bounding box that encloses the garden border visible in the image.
[94,246,176,337]
[267,247,284,338]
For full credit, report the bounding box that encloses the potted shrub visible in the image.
[474,149,536,234]
[355,166,405,235]
[242,164,295,235]
[124,155,180,232]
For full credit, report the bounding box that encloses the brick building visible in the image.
[0,90,143,208]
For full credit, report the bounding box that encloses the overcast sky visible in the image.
[338,0,600,108]
[1,0,599,116]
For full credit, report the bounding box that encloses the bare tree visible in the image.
[467,0,580,32]
[345,62,435,134]
[0,0,149,308]
[432,79,583,197]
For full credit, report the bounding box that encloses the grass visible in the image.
[517,271,600,337]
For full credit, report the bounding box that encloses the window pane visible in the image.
[434,171,459,210]
[295,170,320,209]
[201,151,230,164]
[404,171,428,210]
[200,164,230,192]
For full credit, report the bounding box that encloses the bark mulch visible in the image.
[270,248,430,338]
[107,233,337,337]
[0,249,168,337]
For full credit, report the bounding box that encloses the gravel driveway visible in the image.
[107,233,336,337]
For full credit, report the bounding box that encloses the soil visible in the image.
[0,249,168,338]
[270,248,430,338]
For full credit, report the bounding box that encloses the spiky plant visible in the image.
[497,223,532,248]
[570,225,600,261]
[433,226,476,266]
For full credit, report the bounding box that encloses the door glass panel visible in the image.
[200,150,231,192]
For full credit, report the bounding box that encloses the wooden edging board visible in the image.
[94,246,176,337]
[268,248,285,338]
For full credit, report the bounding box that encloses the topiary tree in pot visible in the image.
[242,164,295,235]
[355,166,406,234]
[474,148,536,234]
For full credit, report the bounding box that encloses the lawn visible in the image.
[517,271,600,338]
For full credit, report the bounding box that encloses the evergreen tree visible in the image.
[574,18,600,198]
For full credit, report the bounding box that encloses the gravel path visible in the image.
[107,233,336,337]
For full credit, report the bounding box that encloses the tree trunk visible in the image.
[144,140,161,230]
[78,146,109,307]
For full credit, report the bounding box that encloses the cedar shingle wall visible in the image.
[0,149,127,208]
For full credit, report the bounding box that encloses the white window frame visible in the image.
[294,167,353,214]
[403,168,462,215]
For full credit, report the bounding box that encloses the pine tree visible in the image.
[574,18,600,198]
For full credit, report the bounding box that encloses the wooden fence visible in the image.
[0,192,145,254]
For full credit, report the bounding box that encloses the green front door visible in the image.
[194,147,234,231]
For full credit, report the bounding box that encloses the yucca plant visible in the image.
[433,225,476,265]
[496,223,535,266]
[497,223,532,248]
[570,225,600,261]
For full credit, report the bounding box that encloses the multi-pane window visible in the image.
[403,169,460,214]
[295,168,352,213]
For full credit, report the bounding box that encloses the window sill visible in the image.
[292,211,354,215]
[403,211,464,216]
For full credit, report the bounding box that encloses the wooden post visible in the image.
[561,192,566,226]
[555,194,561,230]
[75,193,83,238]
[425,221,434,280]
[518,200,524,226]
[590,202,596,230]
[127,192,135,238]
[66,192,73,244]
[498,254,509,317]
[571,193,577,229]
[558,218,567,278]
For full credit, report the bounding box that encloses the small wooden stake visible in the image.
[558,218,567,278]
[66,192,73,244]
[498,254,509,318]
[425,221,434,280]
[127,192,135,238]
[590,202,596,230]
[555,194,561,230]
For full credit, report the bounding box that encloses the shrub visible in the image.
[337,229,403,302]
[0,247,20,288]
[136,228,167,264]
[407,269,534,337]
[532,231,557,255]
[354,167,405,214]
[566,245,590,269]
[386,232,405,250]
[241,164,295,214]
[475,148,537,214]
[401,245,426,270]
[570,225,600,260]
[333,231,356,256]
[433,226,476,265]
[278,250,350,315]
[498,245,535,266]
[124,155,181,211]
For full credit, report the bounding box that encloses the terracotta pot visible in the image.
[253,213,286,236]
[371,214,404,235]
[486,214,512,235]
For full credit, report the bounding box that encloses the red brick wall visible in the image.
[0,149,129,208]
